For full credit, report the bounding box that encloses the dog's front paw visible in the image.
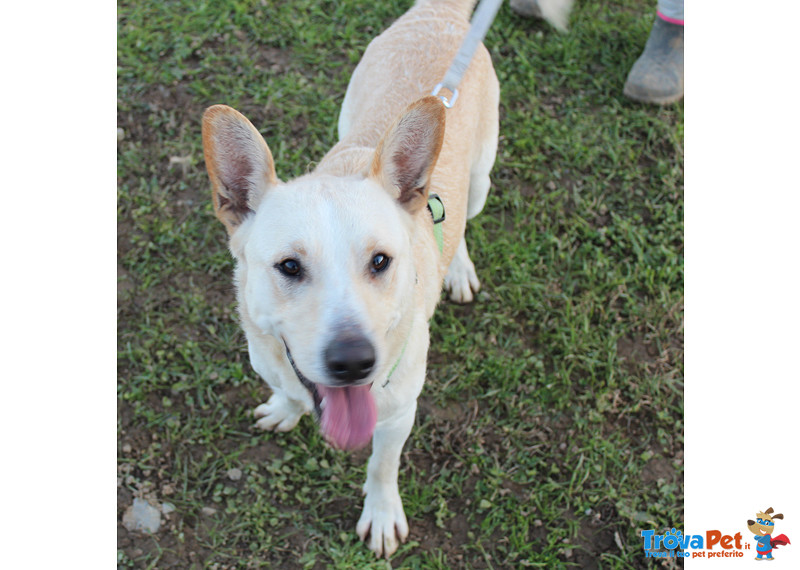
[356,486,409,558]
[253,392,306,432]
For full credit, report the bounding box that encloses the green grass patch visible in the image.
[118,0,683,567]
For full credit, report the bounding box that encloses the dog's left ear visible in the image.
[370,96,445,214]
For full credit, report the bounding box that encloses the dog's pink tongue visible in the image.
[318,384,376,450]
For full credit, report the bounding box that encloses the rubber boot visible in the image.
[623,16,684,104]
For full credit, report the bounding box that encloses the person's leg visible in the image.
[623,0,684,104]
[657,0,684,23]
[509,0,574,31]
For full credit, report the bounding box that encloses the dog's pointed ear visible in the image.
[370,96,445,215]
[202,105,278,234]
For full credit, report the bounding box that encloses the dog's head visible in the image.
[747,507,783,536]
[202,97,444,448]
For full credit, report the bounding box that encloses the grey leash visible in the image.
[431,0,503,108]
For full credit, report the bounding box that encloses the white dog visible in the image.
[201,0,498,558]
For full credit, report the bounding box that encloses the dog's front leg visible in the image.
[356,402,416,558]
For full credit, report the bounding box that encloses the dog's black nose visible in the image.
[325,333,376,382]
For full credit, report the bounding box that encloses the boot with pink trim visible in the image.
[623,14,684,104]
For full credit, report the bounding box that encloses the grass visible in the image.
[117,0,683,567]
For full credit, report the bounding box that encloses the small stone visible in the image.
[117,128,125,143]
[201,506,217,517]
[122,498,161,533]
[161,502,176,515]
[226,468,242,481]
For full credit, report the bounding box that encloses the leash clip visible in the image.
[431,83,459,109]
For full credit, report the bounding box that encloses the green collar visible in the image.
[382,333,409,388]
[427,193,445,253]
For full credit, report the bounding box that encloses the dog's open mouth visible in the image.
[283,342,377,450]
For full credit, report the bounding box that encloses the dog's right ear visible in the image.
[202,105,278,234]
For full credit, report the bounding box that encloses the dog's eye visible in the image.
[371,253,391,274]
[276,258,302,278]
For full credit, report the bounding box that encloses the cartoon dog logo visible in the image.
[747,507,791,561]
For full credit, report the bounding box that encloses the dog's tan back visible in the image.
[320,0,499,290]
